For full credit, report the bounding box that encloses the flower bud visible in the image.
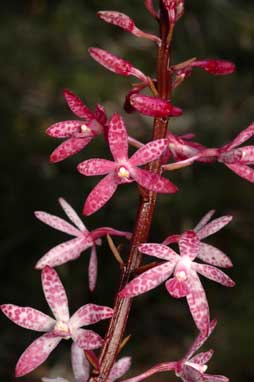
[130,94,182,117]
[192,59,236,75]
[97,11,135,32]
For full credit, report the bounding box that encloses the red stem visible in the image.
[92,4,173,382]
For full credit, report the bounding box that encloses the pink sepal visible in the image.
[64,89,94,121]
[194,210,216,232]
[35,211,81,237]
[71,342,90,382]
[50,137,93,163]
[179,231,199,260]
[132,167,178,193]
[121,362,177,382]
[58,197,86,231]
[77,159,116,176]
[197,215,232,240]
[69,304,113,329]
[109,357,132,382]
[162,234,181,245]
[203,374,229,382]
[225,163,254,183]
[129,139,168,167]
[108,113,129,161]
[191,349,214,365]
[198,243,233,268]
[138,243,178,261]
[89,246,98,292]
[15,333,61,377]
[74,328,104,350]
[193,263,235,287]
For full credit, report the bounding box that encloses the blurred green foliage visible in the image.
[0,0,253,381]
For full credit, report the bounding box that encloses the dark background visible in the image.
[0,1,253,381]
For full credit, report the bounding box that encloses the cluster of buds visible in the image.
[1,2,251,382]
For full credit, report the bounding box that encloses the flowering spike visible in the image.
[88,47,149,83]
[130,94,182,117]
[97,11,161,45]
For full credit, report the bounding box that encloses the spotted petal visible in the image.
[35,236,91,269]
[129,139,168,167]
[15,333,61,377]
[42,266,69,322]
[193,210,215,232]
[119,262,175,298]
[64,89,94,121]
[47,121,83,138]
[58,197,87,232]
[132,168,178,193]
[71,342,90,382]
[181,364,203,382]
[1,305,55,332]
[197,216,232,240]
[70,304,113,329]
[198,243,232,268]
[83,173,118,216]
[50,137,93,163]
[73,328,104,350]
[222,123,254,151]
[186,271,210,333]
[193,263,235,287]
[109,357,132,382]
[78,159,115,176]
[35,211,81,237]
[88,246,98,292]
[190,350,214,365]
[225,163,254,183]
[138,243,178,261]
[203,374,229,382]
[108,113,128,161]
[179,231,199,260]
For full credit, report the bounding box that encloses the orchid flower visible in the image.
[77,113,178,216]
[42,344,131,382]
[1,266,113,377]
[35,198,131,291]
[163,210,233,269]
[119,231,234,333]
[121,320,229,382]
[47,89,107,163]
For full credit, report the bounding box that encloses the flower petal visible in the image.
[88,246,98,292]
[35,211,81,237]
[186,271,210,334]
[47,121,83,138]
[73,328,104,350]
[109,357,132,382]
[132,168,178,193]
[91,227,132,241]
[83,173,118,216]
[165,277,189,298]
[138,243,178,261]
[77,159,115,176]
[197,215,232,240]
[119,262,175,298]
[190,349,214,365]
[181,364,203,382]
[198,243,233,268]
[1,304,55,332]
[64,89,94,121]
[193,210,216,232]
[121,362,177,382]
[50,137,93,163]
[70,304,113,329]
[162,234,181,245]
[129,139,168,166]
[35,237,91,269]
[58,197,87,232]
[179,231,199,260]
[183,320,217,361]
[94,104,107,125]
[193,263,235,287]
[203,374,229,382]
[42,266,69,322]
[108,113,128,161]
[15,333,61,377]
[71,342,90,382]
[222,123,254,151]
[225,163,254,183]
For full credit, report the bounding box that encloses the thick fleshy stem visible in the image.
[91,4,173,382]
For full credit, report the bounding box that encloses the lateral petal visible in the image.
[198,243,233,268]
[193,263,235,287]
[15,333,61,377]
[70,304,113,329]
[35,237,91,269]
[83,173,118,216]
[47,121,83,138]
[64,89,94,121]
[138,243,178,261]
[58,197,87,232]
[50,137,93,163]
[186,271,210,334]
[119,262,175,298]
[190,349,214,365]
[77,159,115,176]
[225,163,254,183]
[42,266,69,322]
[193,210,216,232]
[35,211,81,237]
[1,304,55,332]
[132,168,178,193]
[197,216,232,240]
[129,139,168,166]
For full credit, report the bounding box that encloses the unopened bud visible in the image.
[97,11,135,32]
[130,94,183,118]
[192,59,236,75]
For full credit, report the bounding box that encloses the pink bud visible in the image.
[192,59,236,75]
[97,11,135,32]
[130,94,183,118]
[88,47,148,82]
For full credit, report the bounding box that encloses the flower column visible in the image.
[93,3,175,382]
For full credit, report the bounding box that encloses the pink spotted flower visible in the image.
[42,343,131,382]
[121,320,228,382]
[1,266,113,377]
[47,89,107,163]
[77,113,178,216]
[119,231,235,333]
[35,198,131,291]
